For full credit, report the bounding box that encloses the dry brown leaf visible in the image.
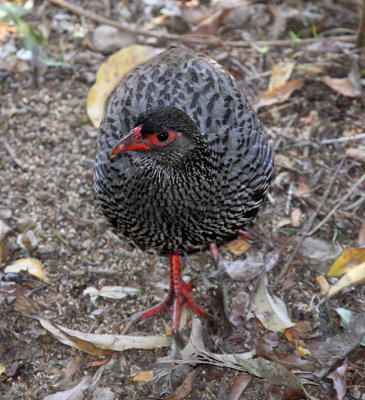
[322,76,359,98]
[53,356,82,389]
[304,110,319,125]
[291,208,302,227]
[42,374,92,400]
[39,318,170,355]
[275,217,292,229]
[327,360,348,400]
[294,182,311,198]
[13,294,40,314]
[87,45,163,128]
[269,62,295,89]
[256,334,313,371]
[227,238,250,256]
[130,370,153,382]
[224,253,262,282]
[254,274,295,332]
[254,79,304,111]
[346,147,365,163]
[190,8,230,35]
[5,258,49,283]
[141,14,168,31]
[83,285,140,302]
[316,275,330,295]
[274,153,295,169]
[227,373,252,400]
[162,366,204,400]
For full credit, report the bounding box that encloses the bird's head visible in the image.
[111,107,205,164]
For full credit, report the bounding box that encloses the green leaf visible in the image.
[336,308,365,345]
[336,307,352,329]
[0,2,28,21]
[14,18,47,49]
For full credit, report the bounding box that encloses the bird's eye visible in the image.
[156,132,169,142]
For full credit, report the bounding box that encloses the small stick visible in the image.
[48,0,356,48]
[320,132,365,145]
[274,157,346,285]
[308,172,365,236]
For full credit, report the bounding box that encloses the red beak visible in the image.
[111,126,150,157]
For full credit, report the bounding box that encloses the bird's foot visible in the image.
[123,251,206,335]
[139,278,206,334]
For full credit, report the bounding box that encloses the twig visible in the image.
[320,132,365,145]
[308,171,365,235]
[48,0,356,48]
[274,157,346,285]
[0,137,22,167]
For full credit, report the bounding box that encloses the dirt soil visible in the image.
[1,1,365,399]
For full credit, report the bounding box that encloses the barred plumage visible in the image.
[94,47,274,252]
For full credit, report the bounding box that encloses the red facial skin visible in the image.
[111,125,182,156]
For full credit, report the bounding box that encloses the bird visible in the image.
[93,46,274,334]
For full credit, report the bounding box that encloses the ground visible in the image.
[0,0,364,399]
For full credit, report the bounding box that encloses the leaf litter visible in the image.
[1,0,364,398]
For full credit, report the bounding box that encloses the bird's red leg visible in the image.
[138,251,206,332]
[237,230,249,240]
[209,243,220,267]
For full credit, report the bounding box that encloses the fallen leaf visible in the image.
[227,373,252,400]
[335,308,365,345]
[190,8,231,35]
[39,318,170,355]
[327,360,348,400]
[328,247,365,277]
[254,79,304,111]
[346,147,365,164]
[16,230,38,251]
[274,153,295,169]
[335,308,353,329]
[316,275,330,295]
[53,356,82,389]
[227,238,250,256]
[269,62,295,89]
[13,293,40,314]
[162,366,203,400]
[87,45,163,128]
[310,313,365,378]
[293,182,311,198]
[204,352,304,390]
[327,262,365,298]
[83,285,140,302]
[230,291,249,327]
[275,217,292,229]
[254,273,295,332]
[224,253,261,282]
[291,208,302,227]
[300,237,341,262]
[0,364,5,375]
[130,370,153,382]
[322,76,359,98]
[42,374,92,400]
[256,334,314,371]
[141,14,168,32]
[5,258,49,283]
